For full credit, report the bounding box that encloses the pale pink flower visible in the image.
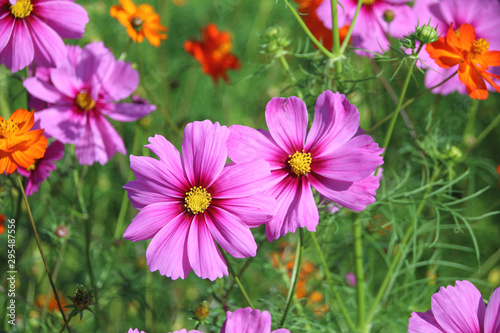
[124,120,276,280]
[408,280,500,332]
[23,41,156,165]
[228,90,384,241]
[221,307,290,333]
[0,0,89,72]
[17,139,64,195]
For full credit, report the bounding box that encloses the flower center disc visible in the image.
[10,0,33,18]
[288,150,312,176]
[0,118,19,136]
[362,0,375,5]
[75,92,96,111]
[471,38,489,57]
[131,17,144,30]
[184,186,212,214]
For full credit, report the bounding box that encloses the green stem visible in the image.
[331,0,340,55]
[284,0,334,58]
[468,111,500,150]
[339,0,363,54]
[221,250,255,309]
[16,174,71,333]
[280,229,303,327]
[310,232,356,331]
[380,44,424,156]
[353,218,366,331]
[279,55,304,99]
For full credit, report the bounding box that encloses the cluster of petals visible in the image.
[17,140,63,195]
[294,0,349,50]
[316,0,417,56]
[0,109,46,174]
[408,280,500,332]
[0,0,88,73]
[413,0,500,97]
[184,23,241,83]
[110,0,167,47]
[221,307,290,333]
[123,120,276,280]
[426,23,500,99]
[227,90,384,241]
[23,41,156,165]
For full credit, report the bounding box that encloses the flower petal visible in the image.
[408,310,445,333]
[431,280,485,333]
[33,1,88,39]
[221,308,272,333]
[484,286,500,333]
[36,105,86,144]
[305,90,360,157]
[265,96,308,154]
[187,215,227,280]
[100,60,139,101]
[205,206,257,258]
[100,103,156,122]
[216,192,276,228]
[11,19,34,73]
[23,77,68,104]
[0,14,14,54]
[182,120,229,188]
[146,213,192,279]
[27,16,66,69]
[123,201,184,241]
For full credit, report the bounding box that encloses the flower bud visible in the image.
[195,300,209,321]
[55,225,69,238]
[415,25,439,44]
[383,10,395,23]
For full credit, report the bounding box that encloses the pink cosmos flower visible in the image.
[221,307,290,333]
[123,120,276,280]
[170,330,203,333]
[128,329,146,333]
[408,280,500,332]
[413,0,500,95]
[346,272,357,286]
[0,0,89,73]
[316,0,417,56]
[23,41,156,165]
[227,90,384,241]
[17,139,63,196]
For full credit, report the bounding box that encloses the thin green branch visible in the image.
[339,0,363,54]
[280,229,303,327]
[353,218,366,331]
[221,250,255,309]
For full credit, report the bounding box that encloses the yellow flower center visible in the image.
[288,150,312,177]
[131,17,144,30]
[362,0,375,5]
[10,0,33,19]
[0,118,19,135]
[471,38,489,57]
[184,186,212,214]
[75,92,96,111]
[27,162,36,171]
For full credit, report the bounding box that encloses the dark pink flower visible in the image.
[17,139,63,196]
[408,280,500,332]
[227,90,384,241]
[123,120,276,280]
[23,42,156,165]
[316,0,417,56]
[0,0,89,73]
[221,307,290,333]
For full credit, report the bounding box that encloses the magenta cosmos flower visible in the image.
[23,41,156,165]
[409,280,500,332]
[227,90,384,241]
[316,0,417,56]
[0,0,88,73]
[221,307,290,333]
[413,0,500,95]
[123,120,276,280]
[17,139,63,196]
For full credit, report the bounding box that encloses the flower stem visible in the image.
[380,44,424,156]
[353,218,366,331]
[284,0,334,58]
[468,111,500,150]
[221,250,255,309]
[330,0,343,83]
[280,229,303,328]
[279,54,304,99]
[16,174,71,333]
[310,231,356,331]
[339,0,363,54]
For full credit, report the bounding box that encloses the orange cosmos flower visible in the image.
[35,292,68,312]
[0,214,5,234]
[110,0,167,47]
[426,23,500,100]
[294,0,350,50]
[184,23,241,83]
[0,109,47,174]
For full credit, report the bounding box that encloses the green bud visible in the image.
[383,10,395,23]
[194,301,209,321]
[415,25,439,44]
[263,26,280,40]
[448,145,463,160]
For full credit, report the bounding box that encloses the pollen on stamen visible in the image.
[184,186,212,215]
[471,38,489,57]
[0,119,19,135]
[75,91,96,111]
[10,0,33,19]
[362,0,375,5]
[288,150,312,177]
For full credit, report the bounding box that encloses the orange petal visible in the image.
[119,0,136,14]
[457,23,475,50]
[482,51,500,66]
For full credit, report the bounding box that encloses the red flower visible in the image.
[426,23,500,100]
[184,24,241,83]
